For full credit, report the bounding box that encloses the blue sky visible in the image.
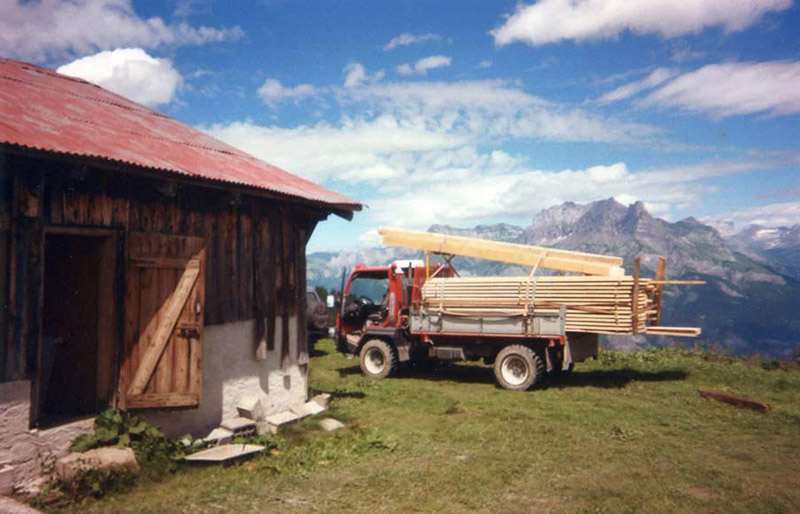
[3,0,800,251]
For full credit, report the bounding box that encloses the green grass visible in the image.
[60,341,800,513]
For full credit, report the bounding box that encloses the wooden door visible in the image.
[119,233,205,409]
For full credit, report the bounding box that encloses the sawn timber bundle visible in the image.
[421,276,699,336]
[378,228,702,338]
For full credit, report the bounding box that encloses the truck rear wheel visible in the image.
[494,345,543,391]
[359,339,397,379]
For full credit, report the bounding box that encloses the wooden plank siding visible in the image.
[1,153,326,386]
[0,164,12,381]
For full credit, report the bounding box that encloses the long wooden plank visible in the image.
[697,388,770,413]
[632,256,640,335]
[379,227,624,276]
[127,260,200,396]
[126,392,199,409]
[645,327,702,337]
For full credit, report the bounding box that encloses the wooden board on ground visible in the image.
[697,388,771,413]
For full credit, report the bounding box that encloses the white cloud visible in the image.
[479,60,493,69]
[587,162,628,182]
[707,202,800,228]
[670,46,706,63]
[206,88,769,229]
[639,61,800,118]
[202,77,692,232]
[343,62,384,87]
[359,158,770,229]
[395,63,414,76]
[56,48,181,107]
[257,78,316,105]
[396,55,452,76]
[340,79,659,144]
[203,115,467,184]
[344,63,367,87]
[0,0,243,63]
[492,0,790,46]
[206,79,661,186]
[383,32,441,51]
[597,68,677,104]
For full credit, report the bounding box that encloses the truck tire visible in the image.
[359,339,397,379]
[493,345,544,391]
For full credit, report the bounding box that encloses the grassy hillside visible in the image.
[63,341,800,513]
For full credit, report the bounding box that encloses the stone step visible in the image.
[221,417,257,434]
[185,444,265,464]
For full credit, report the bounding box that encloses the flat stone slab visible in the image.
[220,417,257,432]
[319,418,345,432]
[184,444,265,463]
[203,427,234,444]
[311,393,331,409]
[290,401,325,417]
[265,410,303,427]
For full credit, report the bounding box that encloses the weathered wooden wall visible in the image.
[1,151,323,383]
[0,159,11,382]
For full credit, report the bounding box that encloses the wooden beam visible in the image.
[126,392,199,409]
[632,256,640,334]
[379,227,624,276]
[130,256,190,268]
[653,256,666,326]
[127,259,200,396]
[697,388,770,413]
[645,326,702,337]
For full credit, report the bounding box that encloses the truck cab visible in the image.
[335,261,453,353]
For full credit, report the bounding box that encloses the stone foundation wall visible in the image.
[0,380,94,493]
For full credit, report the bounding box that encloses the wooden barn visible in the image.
[0,58,360,489]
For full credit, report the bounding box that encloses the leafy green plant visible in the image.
[70,408,146,452]
[70,407,184,476]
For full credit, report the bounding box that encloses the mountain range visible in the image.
[308,199,800,358]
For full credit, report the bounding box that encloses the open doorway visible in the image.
[39,232,116,427]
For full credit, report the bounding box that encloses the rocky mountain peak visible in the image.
[428,222,525,242]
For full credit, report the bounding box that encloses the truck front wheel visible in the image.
[494,345,543,391]
[359,339,397,379]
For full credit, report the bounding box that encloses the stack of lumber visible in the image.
[379,227,702,338]
[421,276,701,337]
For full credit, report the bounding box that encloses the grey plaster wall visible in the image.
[142,318,307,438]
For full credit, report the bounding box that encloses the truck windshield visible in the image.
[348,276,389,304]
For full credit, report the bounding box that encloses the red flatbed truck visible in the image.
[334,259,598,390]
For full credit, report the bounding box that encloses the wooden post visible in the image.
[675,340,679,351]
[653,256,666,326]
[631,256,641,335]
[694,341,699,354]
[425,251,430,279]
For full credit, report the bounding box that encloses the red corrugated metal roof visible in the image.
[0,58,361,212]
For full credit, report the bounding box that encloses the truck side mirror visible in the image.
[326,294,335,309]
